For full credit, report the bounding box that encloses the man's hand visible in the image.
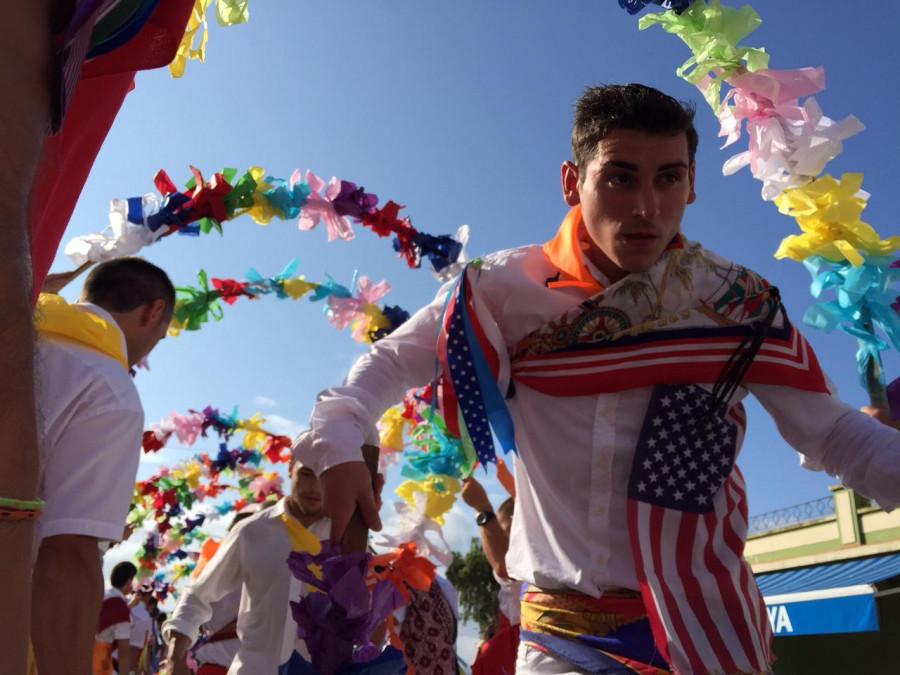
[40,262,93,294]
[322,461,382,543]
[861,405,900,432]
[461,477,493,514]
[160,631,192,675]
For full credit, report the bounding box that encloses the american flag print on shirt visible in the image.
[627,384,773,675]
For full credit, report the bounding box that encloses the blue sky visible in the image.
[65,0,898,658]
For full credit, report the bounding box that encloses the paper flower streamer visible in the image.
[64,165,470,279]
[168,262,409,343]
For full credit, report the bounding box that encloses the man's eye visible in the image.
[608,173,632,186]
[659,173,681,184]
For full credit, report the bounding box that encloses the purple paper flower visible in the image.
[332,181,379,220]
[287,544,404,675]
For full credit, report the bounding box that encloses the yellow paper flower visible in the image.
[169,0,212,78]
[239,413,269,451]
[378,406,408,452]
[282,277,319,299]
[774,173,900,266]
[395,475,461,525]
[182,463,203,489]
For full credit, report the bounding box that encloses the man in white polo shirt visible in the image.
[30,257,174,674]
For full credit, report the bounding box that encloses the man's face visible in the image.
[127,300,172,367]
[290,462,323,516]
[561,129,696,284]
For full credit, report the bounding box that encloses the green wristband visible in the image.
[0,496,45,511]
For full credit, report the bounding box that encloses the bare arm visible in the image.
[0,2,58,668]
[117,637,135,675]
[160,631,193,675]
[461,478,510,580]
[31,534,103,673]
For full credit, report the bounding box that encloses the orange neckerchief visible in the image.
[541,205,604,296]
[543,205,685,296]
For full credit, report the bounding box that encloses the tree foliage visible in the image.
[445,537,499,636]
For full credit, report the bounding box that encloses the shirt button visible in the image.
[595,505,604,515]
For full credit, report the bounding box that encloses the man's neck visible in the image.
[285,498,322,528]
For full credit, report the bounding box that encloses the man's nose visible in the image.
[632,183,660,219]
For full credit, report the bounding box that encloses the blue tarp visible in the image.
[755,552,900,595]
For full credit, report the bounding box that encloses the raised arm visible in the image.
[752,383,900,511]
[461,477,511,580]
[300,287,451,542]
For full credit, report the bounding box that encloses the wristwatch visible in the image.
[475,511,496,526]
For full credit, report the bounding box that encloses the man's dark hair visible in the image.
[81,257,175,315]
[497,497,515,523]
[571,83,698,176]
[110,561,137,590]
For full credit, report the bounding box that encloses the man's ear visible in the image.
[140,298,166,326]
[687,162,697,205]
[561,161,581,207]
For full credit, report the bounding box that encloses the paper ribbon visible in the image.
[774,174,900,266]
[639,0,769,109]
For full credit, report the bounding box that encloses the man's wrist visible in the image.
[475,511,496,526]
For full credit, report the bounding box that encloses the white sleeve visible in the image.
[112,620,132,642]
[751,383,900,511]
[129,616,151,648]
[163,528,245,642]
[40,403,144,542]
[300,282,453,475]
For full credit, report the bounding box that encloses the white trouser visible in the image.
[515,641,590,674]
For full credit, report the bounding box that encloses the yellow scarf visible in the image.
[541,205,605,295]
[34,293,128,370]
[281,510,322,554]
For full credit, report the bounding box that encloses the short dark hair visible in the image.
[110,561,137,590]
[497,497,514,524]
[81,258,175,315]
[571,84,698,175]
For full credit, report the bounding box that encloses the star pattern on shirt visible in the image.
[445,286,494,465]
[628,384,738,514]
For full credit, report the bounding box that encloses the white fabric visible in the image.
[34,303,144,557]
[96,588,132,643]
[302,242,900,598]
[495,574,522,626]
[193,589,241,667]
[163,498,330,674]
[516,642,587,674]
[129,601,152,649]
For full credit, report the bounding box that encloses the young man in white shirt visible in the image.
[299,84,900,674]
[94,562,138,675]
[162,456,330,674]
[31,257,174,674]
